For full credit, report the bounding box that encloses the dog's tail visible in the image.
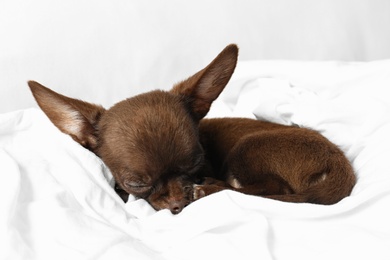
[265,153,356,205]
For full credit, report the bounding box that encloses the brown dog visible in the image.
[29,44,356,214]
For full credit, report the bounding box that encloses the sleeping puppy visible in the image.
[29,44,356,214]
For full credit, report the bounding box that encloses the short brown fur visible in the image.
[29,44,356,214]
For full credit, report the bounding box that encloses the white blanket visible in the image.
[2,60,390,260]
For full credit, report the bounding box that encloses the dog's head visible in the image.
[29,44,238,214]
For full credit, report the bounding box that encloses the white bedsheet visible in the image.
[2,60,390,259]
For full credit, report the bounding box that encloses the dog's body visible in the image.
[196,118,355,204]
[29,44,356,214]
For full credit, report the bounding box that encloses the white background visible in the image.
[1,0,390,112]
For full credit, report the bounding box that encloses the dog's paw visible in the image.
[192,183,227,201]
[192,185,206,201]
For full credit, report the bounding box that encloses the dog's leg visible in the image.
[192,174,294,201]
[220,129,355,205]
[192,178,229,200]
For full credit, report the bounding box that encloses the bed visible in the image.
[1,1,390,259]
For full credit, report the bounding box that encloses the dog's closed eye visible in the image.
[124,181,152,194]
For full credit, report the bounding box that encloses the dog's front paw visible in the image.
[192,185,207,201]
[192,183,227,201]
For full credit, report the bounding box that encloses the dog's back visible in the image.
[199,117,356,204]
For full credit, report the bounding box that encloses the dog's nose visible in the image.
[169,201,185,214]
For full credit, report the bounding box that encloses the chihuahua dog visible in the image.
[29,44,356,214]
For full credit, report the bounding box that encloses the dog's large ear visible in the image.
[171,44,238,120]
[28,81,105,151]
